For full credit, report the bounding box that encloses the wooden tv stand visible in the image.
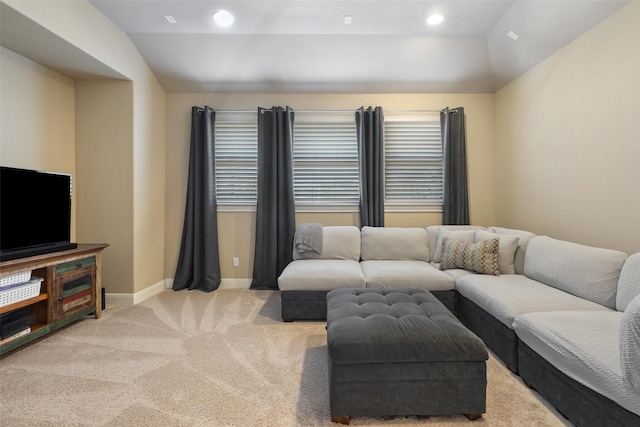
[0,243,108,355]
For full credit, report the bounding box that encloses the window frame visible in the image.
[214,111,258,211]
[212,110,444,214]
[292,112,360,212]
[383,115,443,213]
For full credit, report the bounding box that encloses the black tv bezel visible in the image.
[0,166,77,262]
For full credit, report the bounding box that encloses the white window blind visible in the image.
[215,118,257,204]
[293,116,359,205]
[384,118,443,207]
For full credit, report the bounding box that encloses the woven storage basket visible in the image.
[0,271,32,288]
[0,278,43,308]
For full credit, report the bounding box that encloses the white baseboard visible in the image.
[220,278,252,289]
[106,279,168,306]
[164,278,251,290]
[107,278,252,306]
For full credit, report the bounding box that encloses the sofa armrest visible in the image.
[620,294,640,391]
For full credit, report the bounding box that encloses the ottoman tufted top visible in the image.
[326,288,488,365]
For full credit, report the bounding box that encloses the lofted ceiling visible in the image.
[2,1,632,93]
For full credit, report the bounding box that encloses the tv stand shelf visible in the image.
[0,244,108,355]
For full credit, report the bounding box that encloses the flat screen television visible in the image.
[0,166,77,262]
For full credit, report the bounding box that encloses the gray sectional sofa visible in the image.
[277,224,640,426]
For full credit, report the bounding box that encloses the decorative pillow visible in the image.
[433,229,476,263]
[487,226,537,274]
[620,294,640,391]
[439,237,500,276]
[476,230,519,274]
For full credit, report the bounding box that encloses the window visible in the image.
[215,115,257,204]
[293,114,359,208]
[213,110,443,213]
[384,117,443,210]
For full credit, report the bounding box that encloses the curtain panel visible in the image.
[250,107,296,290]
[356,106,385,227]
[440,107,470,225]
[173,106,222,292]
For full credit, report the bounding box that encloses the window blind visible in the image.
[293,120,359,204]
[384,119,443,204]
[215,120,257,203]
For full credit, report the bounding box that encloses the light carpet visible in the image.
[0,289,573,426]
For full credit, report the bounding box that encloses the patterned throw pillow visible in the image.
[439,237,500,276]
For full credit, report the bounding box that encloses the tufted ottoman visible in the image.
[326,288,488,424]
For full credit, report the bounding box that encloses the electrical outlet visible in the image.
[233,257,240,267]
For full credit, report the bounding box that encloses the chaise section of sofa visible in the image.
[513,252,640,426]
[455,235,627,372]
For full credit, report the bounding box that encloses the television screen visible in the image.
[0,166,77,261]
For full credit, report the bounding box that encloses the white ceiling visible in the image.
[3,1,632,93]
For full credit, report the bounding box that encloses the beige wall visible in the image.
[165,93,496,280]
[3,0,167,297]
[495,1,640,254]
[0,47,77,241]
[75,80,135,293]
[132,73,167,293]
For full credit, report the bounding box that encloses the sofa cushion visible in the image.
[514,311,640,417]
[620,294,640,392]
[617,253,640,312]
[360,226,429,261]
[476,230,519,275]
[487,227,536,275]
[277,259,365,291]
[455,274,612,328]
[438,268,477,280]
[426,225,485,263]
[524,236,627,309]
[439,237,500,276]
[361,260,455,291]
[293,226,361,261]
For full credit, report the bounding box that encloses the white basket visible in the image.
[0,271,32,288]
[0,278,43,308]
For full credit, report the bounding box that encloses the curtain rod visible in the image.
[208,108,443,114]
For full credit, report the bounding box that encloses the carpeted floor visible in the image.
[0,289,573,426]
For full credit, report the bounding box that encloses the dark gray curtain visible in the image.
[251,107,296,290]
[440,107,470,225]
[173,106,221,292]
[356,106,384,227]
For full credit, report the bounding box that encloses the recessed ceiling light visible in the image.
[213,10,234,27]
[426,14,444,26]
[344,15,352,25]
[163,14,176,24]
[507,30,520,41]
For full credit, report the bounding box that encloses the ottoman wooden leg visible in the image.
[331,416,351,425]
[464,413,483,421]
